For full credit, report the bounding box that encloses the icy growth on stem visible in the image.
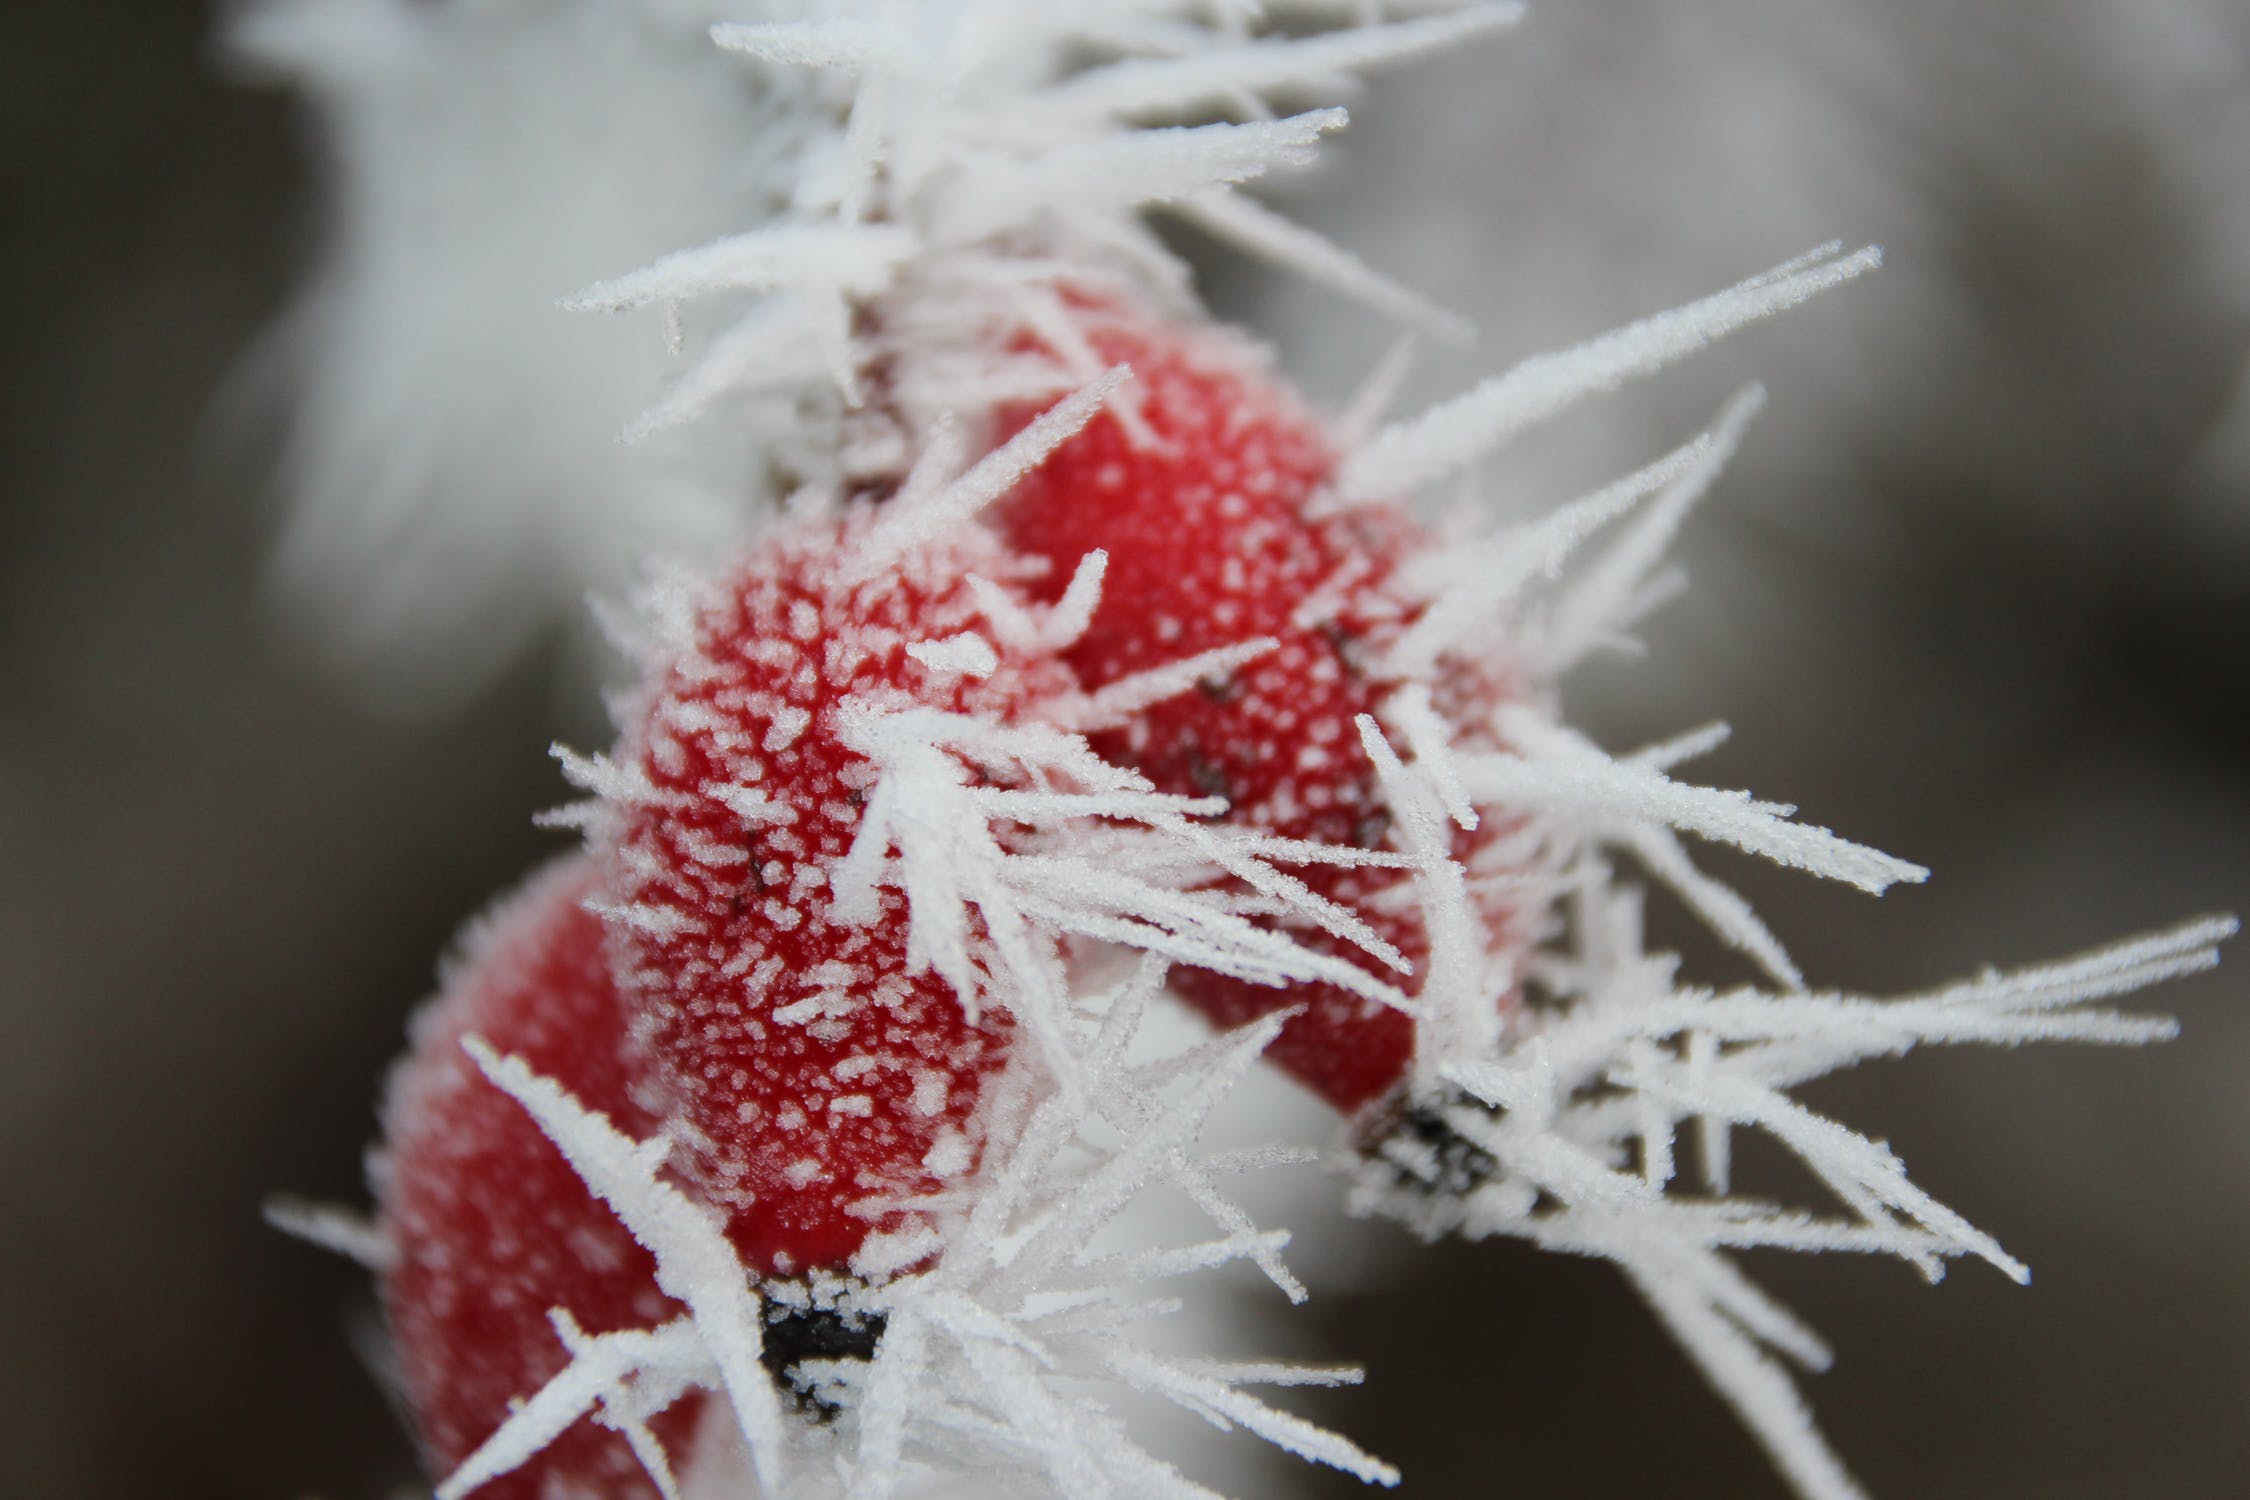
[235,0,1522,698]
[578,1,1518,465]
[447,967,1392,1500]
[1346,873,2232,1500]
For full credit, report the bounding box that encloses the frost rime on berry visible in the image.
[421,961,1395,1500]
[996,305,1519,1113]
[582,512,1074,1278]
[370,859,701,1500]
[578,501,1409,1279]
[987,298,1919,1118]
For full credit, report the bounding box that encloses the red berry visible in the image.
[997,307,1516,1114]
[377,858,698,1500]
[598,511,1077,1276]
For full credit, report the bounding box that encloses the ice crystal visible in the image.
[830,694,1423,1093]
[1346,885,2231,1500]
[446,963,1391,1500]
[568,1,1525,487]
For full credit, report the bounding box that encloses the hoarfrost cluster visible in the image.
[247,4,2232,1500]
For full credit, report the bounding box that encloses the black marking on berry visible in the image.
[761,1295,888,1420]
[1315,618,1368,680]
[1363,1094,1501,1200]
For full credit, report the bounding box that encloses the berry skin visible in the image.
[997,307,1513,1115]
[599,511,1077,1277]
[376,858,697,1500]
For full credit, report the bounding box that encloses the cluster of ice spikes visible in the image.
[255,4,2232,1500]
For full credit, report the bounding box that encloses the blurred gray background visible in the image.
[3,2,2245,1498]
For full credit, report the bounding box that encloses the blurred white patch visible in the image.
[229,0,783,712]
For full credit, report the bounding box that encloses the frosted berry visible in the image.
[996,306,1516,1114]
[599,511,1077,1276]
[376,858,697,1500]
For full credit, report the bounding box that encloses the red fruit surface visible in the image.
[997,308,1512,1114]
[602,512,1076,1276]
[377,858,697,1500]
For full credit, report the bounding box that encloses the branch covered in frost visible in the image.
[581,1,1517,463]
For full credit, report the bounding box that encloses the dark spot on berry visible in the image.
[1362,1092,1501,1200]
[1184,747,1234,805]
[1196,671,1242,703]
[1352,804,1392,851]
[1315,618,1367,680]
[761,1290,888,1420]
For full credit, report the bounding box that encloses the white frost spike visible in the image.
[261,1196,395,1273]
[1624,1258,1868,1500]
[1535,384,1769,673]
[1462,707,1929,896]
[965,550,1111,655]
[1062,637,1281,731]
[440,1315,709,1500]
[708,18,911,73]
[1382,412,1744,679]
[1040,547,1109,652]
[847,368,1131,580]
[1334,245,1877,505]
[941,110,1351,240]
[565,223,917,314]
[1387,385,1766,678]
[457,1038,791,1499]
[1175,189,1473,344]
[1613,820,1805,990]
[620,300,831,444]
[1353,715,1500,1085]
[1039,6,1523,124]
[905,632,1001,679]
[546,1309,694,1500]
[1336,337,1419,451]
